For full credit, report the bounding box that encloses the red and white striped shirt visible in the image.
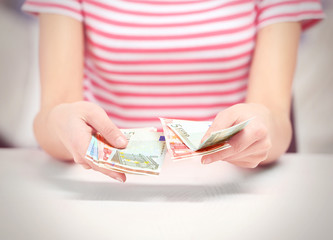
[22,0,324,129]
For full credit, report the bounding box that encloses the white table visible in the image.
[0,148,332,240]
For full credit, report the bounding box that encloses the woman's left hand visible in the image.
[201,103,274,168]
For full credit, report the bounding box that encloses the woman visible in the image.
[22,0,324,182]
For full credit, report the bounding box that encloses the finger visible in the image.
[201,152,224,165]
[201,130,254,164]
[86,160,127,183]
[83,104,127,149]
[220,137,271,162]
[73,152,125,182]
[202,120,268,164]
[202,150,267,168]
[202,133,271,165]
[201,110,239,143]
[225,151,268,165]
[221,140,271,163]
[229,160,261,169]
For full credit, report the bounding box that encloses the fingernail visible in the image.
[115,136,127,148]
[202,157,213,165]
[116,177,124,183]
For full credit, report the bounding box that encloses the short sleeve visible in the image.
[21,0,83,22]
[256,0,324,31]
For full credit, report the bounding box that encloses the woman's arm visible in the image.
[247,22,301,164]
[34,14,127,181]
[201,22,301,167]
[34,13,84,160]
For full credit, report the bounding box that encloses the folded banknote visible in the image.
[85,128,167,176]
[160,118,252,160]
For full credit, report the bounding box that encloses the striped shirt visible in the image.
[22,0,324,129]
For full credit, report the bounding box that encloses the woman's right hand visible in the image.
[45,101,128,182]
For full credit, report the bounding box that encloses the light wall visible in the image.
[293,0,333,153]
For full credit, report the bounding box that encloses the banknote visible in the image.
[160,118,252,160]
[168,118,252,151]
[166,119,211,151]
[85,135,98,163]
[85,128,166,176]
[96,133,117,164]
[199,119,252,149]
[159,118,229,160]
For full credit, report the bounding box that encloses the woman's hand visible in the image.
[36,14,128,181]
[201,103,287,168]
[46,101,128,182]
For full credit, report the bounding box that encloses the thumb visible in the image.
[84,104,127,148]
[201,111,237,143]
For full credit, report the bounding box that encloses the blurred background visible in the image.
[0,0,332,153]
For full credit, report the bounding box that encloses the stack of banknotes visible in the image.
[85,118,251,176]
[85,128,167,176]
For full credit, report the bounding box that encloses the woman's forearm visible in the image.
[246,22,301,164]
[35,13,84,160]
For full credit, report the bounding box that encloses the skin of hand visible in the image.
[201,103,274,168]
[35,13,128,182]
[48,101,128,182]
[201,22,301,168]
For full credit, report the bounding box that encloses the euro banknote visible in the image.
[160,118,252,160]
[85,128,166,176]
[84,119,251,176]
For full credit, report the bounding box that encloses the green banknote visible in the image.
[167,118,252,151]
[85,128,166,176]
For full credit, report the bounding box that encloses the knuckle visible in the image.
[244,159,261,168]
[262,139,272,150]
[79,101,96,111]
[252,152,268,166]
[239,161,258,168]
[231,144,241,154]
[84,103,105,120]
[249,162,260,168]
[73,153,85,165]
[258,152,268,161]
[216,111,225,119]
[242,153,267,168]
[254,126,268,140]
